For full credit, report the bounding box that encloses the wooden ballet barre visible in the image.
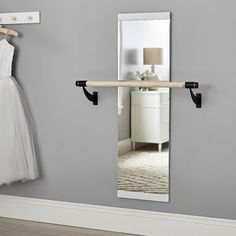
[80,80,187,88]
[75,80,201,108]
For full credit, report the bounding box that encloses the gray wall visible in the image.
[1,0,236,220]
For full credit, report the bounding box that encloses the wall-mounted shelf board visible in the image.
[0,12,40,25]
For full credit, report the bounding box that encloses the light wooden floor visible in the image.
[0,217,138,236]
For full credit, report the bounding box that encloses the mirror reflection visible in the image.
[118,12,170,202]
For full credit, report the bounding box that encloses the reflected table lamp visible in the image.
[143,48,163,73]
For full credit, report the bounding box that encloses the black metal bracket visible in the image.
[75,80,98,105]
[185,82,202,108]
[189,89,201,108]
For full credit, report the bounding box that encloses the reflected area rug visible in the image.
[118,146,169,194]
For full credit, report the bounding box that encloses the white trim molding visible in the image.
[118,138,131,155]
[0,194,236,236]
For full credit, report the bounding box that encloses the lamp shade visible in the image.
[143,48,163,65]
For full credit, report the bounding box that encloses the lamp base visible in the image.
[151,64,155,73]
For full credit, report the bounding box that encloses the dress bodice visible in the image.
[0,39,14,79]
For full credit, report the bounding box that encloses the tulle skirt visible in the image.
[0,76,39,185]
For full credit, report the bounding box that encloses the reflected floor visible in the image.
[118,144,169,202]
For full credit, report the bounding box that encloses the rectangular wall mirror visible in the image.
[117,12,170,202]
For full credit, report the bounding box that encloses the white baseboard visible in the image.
[118,138,131,155]
[0,195,236,236]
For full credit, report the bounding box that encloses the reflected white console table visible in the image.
[131,90,169,152]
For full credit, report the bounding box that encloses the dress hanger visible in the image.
[0,26,18,39]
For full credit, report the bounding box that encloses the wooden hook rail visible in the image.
[75,80,202,108]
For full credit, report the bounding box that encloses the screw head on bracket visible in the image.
[11,16,17,21]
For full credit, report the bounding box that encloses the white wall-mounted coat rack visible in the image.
[0,11,40,25]
[75,80,202,108]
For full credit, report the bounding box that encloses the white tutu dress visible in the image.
[0,39,39,185]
